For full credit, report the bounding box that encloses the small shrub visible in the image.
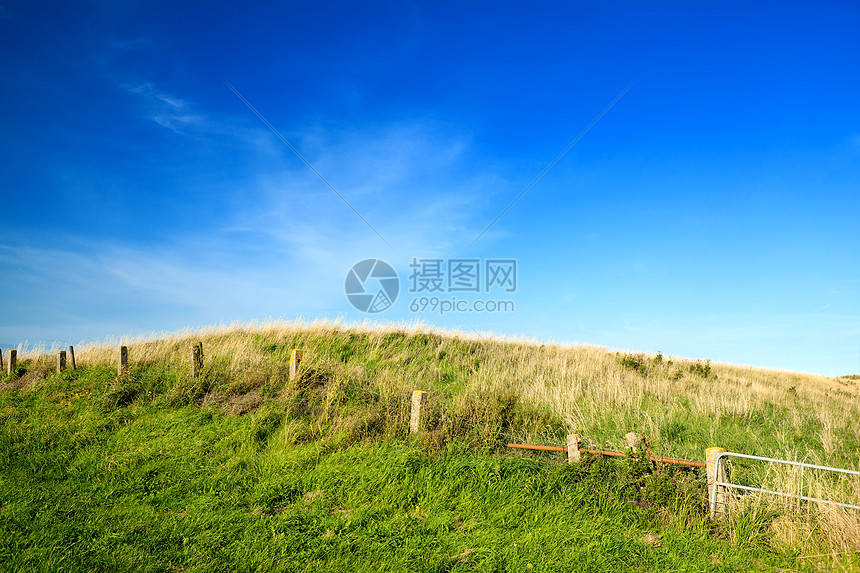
[618,353,648,376]
[622,442,654,492]
[688,360,713,379]
[618,352,672,376]
[644,470,677,506]
[644,468,705,512]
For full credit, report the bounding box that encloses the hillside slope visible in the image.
[1,320,858,570]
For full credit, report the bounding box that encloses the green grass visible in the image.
[0,396,805,572]
[1,322,858,571]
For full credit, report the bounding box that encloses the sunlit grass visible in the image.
[2,319,859,570]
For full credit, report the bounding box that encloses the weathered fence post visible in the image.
[68,346,76,370]
[57,350,66,373]
[289,349,302,381]
[625,432,641,452]
[410,390,428,434]
[118,345,128,377]
[191,342,203,378]
[707,447,728,518]
[0,349,4,373]
[567,434,582,463]
[8,349,16,376]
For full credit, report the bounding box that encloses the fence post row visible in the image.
[192,342,203,378]
[2,347,75,376]
[410,390,428,434]
[118,346,128,377]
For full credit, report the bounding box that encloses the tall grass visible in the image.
[3,318,859,567]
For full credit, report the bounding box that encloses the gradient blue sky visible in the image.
[1,1,858,375]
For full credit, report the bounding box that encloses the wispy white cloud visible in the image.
[227,118,512,263]
[125,81,206,132]
[95,37,208,134]
[112,73,516,257]
[116,75,287,155]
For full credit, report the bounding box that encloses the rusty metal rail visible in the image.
[507,443,706,468]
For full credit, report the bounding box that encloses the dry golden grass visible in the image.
[16,318,860,452]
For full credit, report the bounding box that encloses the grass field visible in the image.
[2,320,859,571]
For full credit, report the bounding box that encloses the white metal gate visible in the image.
[710,451,860,517]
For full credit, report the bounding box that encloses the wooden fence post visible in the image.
[707,447,728,519]
[289,349,302,381]
[57,350,66,373]
[68,346,76,370]
[625,432,641,452]
[567,434,582,463]
[8,349,16,376]
[0,349,4,373]
[192,342,203,378]
[410,390,428,434]
[118,346,128,377]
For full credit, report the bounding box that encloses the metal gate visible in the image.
[710,451,860,517]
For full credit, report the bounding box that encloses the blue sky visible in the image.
[1,1,858,376]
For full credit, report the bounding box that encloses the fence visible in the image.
[506,441,706,468]
[4,343,860,520]
[709,450,860,518]
[2,346,76,375]
[504,442,860,519]
[1,343,306,380]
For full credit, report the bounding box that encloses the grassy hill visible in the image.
[1,320,858,571]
